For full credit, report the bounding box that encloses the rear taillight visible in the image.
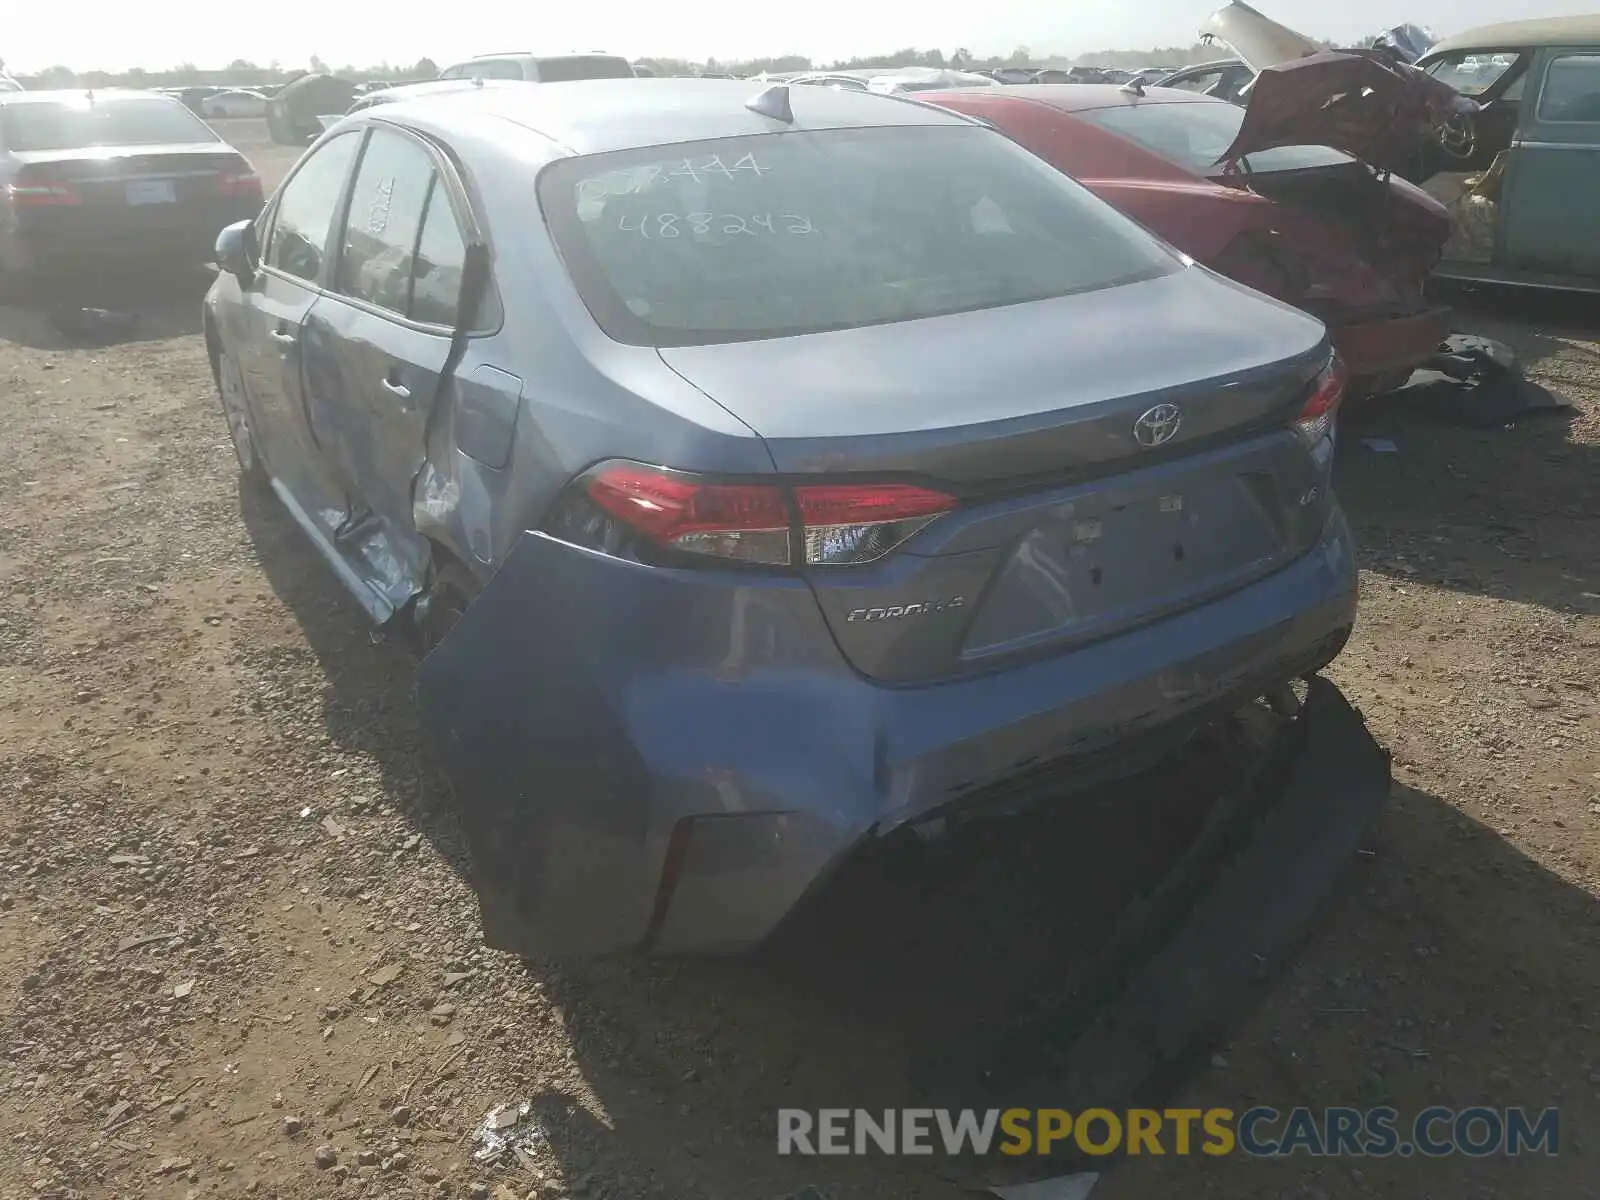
[586,464,791,565]
[794,483,956,565]
[551,461,956,567]
[1293,356,1348,447]
[6,178,82,207]
[1212,230,1309,302]
[217,169,261,199]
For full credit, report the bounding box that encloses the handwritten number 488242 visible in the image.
[619,213,816,238]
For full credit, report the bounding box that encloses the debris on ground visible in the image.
[48,305,139,344]
[472,1101,548,1164]
[989,1174,1098,1200]
[1394,334,1575,428]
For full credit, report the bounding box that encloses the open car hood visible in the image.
[1220,50,1476,175]
[1202,0,1321,73]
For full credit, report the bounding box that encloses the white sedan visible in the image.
[201,89,268,118]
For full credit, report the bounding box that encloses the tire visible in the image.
[0,232,37,302]
[216,348,268,490]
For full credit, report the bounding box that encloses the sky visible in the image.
[4,0,1597,73]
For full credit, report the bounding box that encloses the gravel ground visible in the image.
[1,121,1597,1200]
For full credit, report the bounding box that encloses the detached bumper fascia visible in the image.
[419,513,1359,958]
[933,674,1392,1166]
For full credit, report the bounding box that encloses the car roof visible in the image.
[378,77,975,155]
[930,83,1231,115]
[1428,15,1600,54]
[465,51,628,62]
[366,78,525,101]
[0,87,177,106]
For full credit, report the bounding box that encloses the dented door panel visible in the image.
[299,296,451,603]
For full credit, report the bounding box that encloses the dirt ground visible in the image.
[2,120,1597,1200]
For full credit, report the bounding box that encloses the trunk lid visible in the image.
[658,267,1325,485]
[659,266,1337,683]
[1201,0,1321,73]
[14,145,253,205]
[1220,50,1477,176]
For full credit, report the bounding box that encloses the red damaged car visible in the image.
[926,60,1466,395]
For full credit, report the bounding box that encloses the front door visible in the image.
[236,130,363,529]
[299,126,471,607]
[1500,47,1600,279]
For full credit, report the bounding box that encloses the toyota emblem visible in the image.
[1132,403,1182,448]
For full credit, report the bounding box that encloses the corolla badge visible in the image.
[1132,403,1183,448]
[846,597,965,623]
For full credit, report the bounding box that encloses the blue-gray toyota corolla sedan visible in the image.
[203,79,1377,958]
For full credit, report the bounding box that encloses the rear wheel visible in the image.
[216,348,268,489]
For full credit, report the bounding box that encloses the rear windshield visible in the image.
[539,126,1179,347]
[1,97,218,151]
[536,56,636,82]
[1077,100,1353,174]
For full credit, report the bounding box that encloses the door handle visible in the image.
[381,376,412,401]
[269,329,296,346]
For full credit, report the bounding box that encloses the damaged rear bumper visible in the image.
[931,673,1391,1139]
[417,512,1360,958]
[1330,304,1451,385]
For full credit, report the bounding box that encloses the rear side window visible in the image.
[266,131,361,283]
[337,129,435,314]
[0,97,218,151]
[539,126,1177,347]
[533,56,636,82]
[465,59,525,81]
[1538,53,1600,122]
[410,181,468,325]
[1076,100,1353,174]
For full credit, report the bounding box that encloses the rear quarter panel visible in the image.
[391,121,776,574]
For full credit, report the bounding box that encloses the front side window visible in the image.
[1538,53,1600,122]
[539,126,1178,347]
[336,129,435,314]
[265,131,361,283]
[1076,99,1353,174]
[1424,51,1522,97]
[0,96,218,151]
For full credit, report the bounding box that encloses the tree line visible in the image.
[4,42,1225,89]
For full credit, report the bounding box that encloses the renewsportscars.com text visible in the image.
[776,1106,1559,1158]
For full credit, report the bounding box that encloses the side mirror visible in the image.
[215,220,259,282]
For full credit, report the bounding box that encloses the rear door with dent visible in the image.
[299,125,463,606]
[1500,46,1600,278]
